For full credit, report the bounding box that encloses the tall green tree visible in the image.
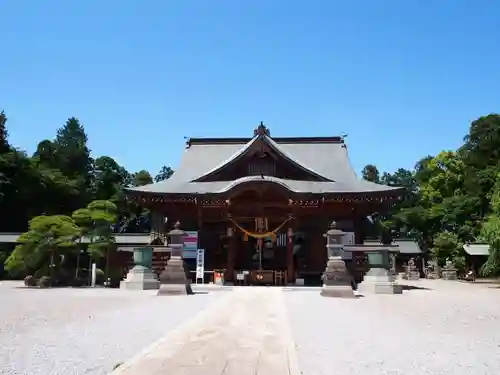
[0,110,10,154]
[54,117,93,209]
[361,164,380,183]
[154,165,174,182]
[133,170,153,186]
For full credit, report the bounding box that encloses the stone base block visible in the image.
[320,284,356,298]
[442,271,457,280]
[358,281,403,295]
[407,271,420,280]
[120,266,160,290]
[427,272,440,279]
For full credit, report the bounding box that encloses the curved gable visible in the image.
[192,134,332,182]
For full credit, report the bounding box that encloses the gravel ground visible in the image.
[2,280,500,375]
[0,282,222,375]
[284,279,500,375]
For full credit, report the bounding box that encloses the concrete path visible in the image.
[111,288,300,375]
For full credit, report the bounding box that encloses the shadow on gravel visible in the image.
[401,284,432,291]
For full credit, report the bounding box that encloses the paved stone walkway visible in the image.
[112,288,300,375]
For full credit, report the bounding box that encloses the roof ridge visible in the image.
[187,136,344,147]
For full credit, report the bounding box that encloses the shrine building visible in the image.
[125,123,404,285]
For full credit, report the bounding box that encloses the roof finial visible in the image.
[253,121,271,137]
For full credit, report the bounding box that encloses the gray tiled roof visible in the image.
[127,135,403,195]
[463,244,490,256]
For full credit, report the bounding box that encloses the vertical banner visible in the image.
[183,231,198,259]
[195,248,205,283]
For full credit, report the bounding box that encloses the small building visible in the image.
[124,123,404,284]
[463,244,490,273]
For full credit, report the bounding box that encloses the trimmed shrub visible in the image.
[24,275,37,287]
[37,276,52,288]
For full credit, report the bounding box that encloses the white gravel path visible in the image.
[284,280,500,375]
[0,282,222,375]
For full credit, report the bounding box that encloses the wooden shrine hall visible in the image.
[125,123,404,285]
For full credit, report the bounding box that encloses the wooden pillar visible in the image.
[226,226,235,282]
[287,227,295,283]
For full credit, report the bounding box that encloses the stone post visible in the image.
[158,221,193,296]
[120,246,160,290]
[358,249,402,294]
[320,221,356,298]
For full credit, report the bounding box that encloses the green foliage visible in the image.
[362,112,500,276]
[4,215,80,275]
[361,164,380,183]
[133,170,153,186]
[0,111,178,281]
[0,110,10,154]
[430,232,463,267]
[154,165,174,182]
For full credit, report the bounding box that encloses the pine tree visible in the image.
[0,110,10,154]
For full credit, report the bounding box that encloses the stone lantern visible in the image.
[357,246,402,295]
[157,221,193,296]
[320,221,355,298]
[120,246,160,290]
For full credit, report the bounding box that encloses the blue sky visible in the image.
[1,0,499,177]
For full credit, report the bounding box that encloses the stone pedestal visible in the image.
[441,268,457,280]
[405,264,420,281]
[158,254,192,295]
[441,260,457,280]
[120,247,159,290]
[120,265,160,290]
[427,270,440,279]
[407,268,420,280]
[320,256,356,298]
[358,268,402,295]
[358,250,402,295]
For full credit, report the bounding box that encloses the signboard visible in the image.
[195,248,205,282]
[183,231,198,259]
